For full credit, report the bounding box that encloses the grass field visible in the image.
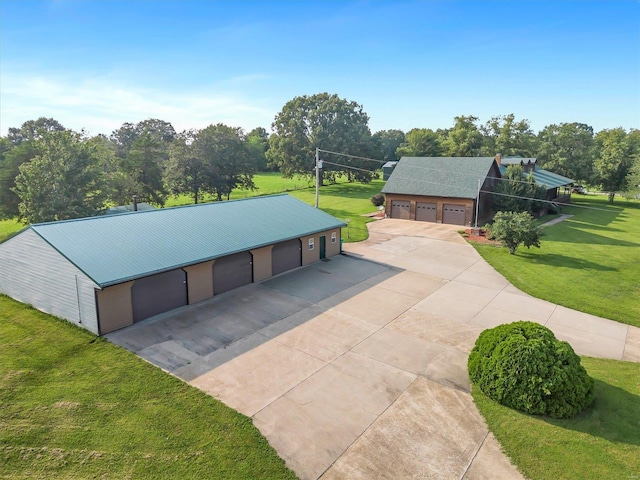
[472,356,640,480]
[165,172,316,207]
[288,180,385,242]
[473,195,640,327]
[0,294,296,479]
[0,218,24,241]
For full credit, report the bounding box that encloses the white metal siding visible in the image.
[0,229,100,334]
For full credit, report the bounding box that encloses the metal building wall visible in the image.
[0,229,100,334]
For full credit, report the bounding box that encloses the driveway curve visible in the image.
[107,219,640,480]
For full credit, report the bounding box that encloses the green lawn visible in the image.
[0,295,296,479]
[288,180,385,242]
[165,172,316,207]
[0,218,24,241]
[473,195,640,327]
[473,356,640,480]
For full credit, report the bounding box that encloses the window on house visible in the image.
[331,232,337,243]
[308,238,314,250]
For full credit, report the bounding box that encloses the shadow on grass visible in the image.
[546,225,639,247]
[519,252,618,272]
[541,378,640,447]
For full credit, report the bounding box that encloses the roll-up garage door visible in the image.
[131,269,187,322]
[272,239,302,276]
[415,202,437,222]
[213,251,253,294]
[443,204,466,225]
[391,201,411,220]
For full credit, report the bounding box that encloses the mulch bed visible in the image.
[462,228,500,245]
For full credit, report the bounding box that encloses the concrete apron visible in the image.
[106,219,640,480]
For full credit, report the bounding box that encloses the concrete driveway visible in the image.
[106,219,640,480]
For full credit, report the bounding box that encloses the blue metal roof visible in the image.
[29,194,345,288]
[498,165,574,189]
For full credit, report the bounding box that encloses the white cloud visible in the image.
[0,71,277,136]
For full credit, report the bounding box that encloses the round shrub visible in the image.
[468,321,594,419]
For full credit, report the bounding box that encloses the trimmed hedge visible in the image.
[468,321,594,419]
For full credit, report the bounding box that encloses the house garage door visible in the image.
[442,204,466,225]
[415,202,437,222]
[272,239,302,276]
[213,251,253,294]
[390,201,410,220]
[131,269,187,322]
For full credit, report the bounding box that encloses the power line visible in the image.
[317,148,386,165]
[320,159,377,174]
[314,153,612,214]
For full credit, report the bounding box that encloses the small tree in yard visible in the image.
[490,211,541,254]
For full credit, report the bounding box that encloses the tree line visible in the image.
[1,92,639,224]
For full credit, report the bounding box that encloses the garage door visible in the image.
[213,251,253,294]
[415,202,437,222]
[442,204,466,225]
[131,269,187,322]
[390,201,410,220]
[272,239,302,276]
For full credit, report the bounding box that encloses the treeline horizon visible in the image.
[1,92,639,224]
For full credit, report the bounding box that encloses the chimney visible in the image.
[495,153,502,165]
[132,194,138,212]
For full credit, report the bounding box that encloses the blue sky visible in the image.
[1,0,639,137]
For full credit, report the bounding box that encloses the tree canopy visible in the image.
[13,131,111,223]
[492,165,547,215]
[537,123,595,182]
[372,129,405,163]
[593,128,635,202]
[396,128,442,157]
[267,93,376,183]
[1,105,639,224]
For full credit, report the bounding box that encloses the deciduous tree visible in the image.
[372,129,405,162]
[0,140,38,219]
[268,93,375,183]
[537,123,595,182]
[492,165,547,215]
[396,128,442,157]
[194,124,255,201]
[13,131,110,223]
[480,114,538,157]
[593,128,634,203]
[441,115,483,157]
[7,117,67,146]
[246,127,270,171]
[165,130,208,204]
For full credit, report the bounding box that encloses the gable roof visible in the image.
[23,194,345,288]
[382,156,499,199]
[498,165,574,189]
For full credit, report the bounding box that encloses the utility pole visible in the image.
[315,148,322,208]
[474,177,481,231]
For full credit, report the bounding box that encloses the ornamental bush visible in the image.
[490,211,542,254]
[468,321,594,419]
[370,193,385,207]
